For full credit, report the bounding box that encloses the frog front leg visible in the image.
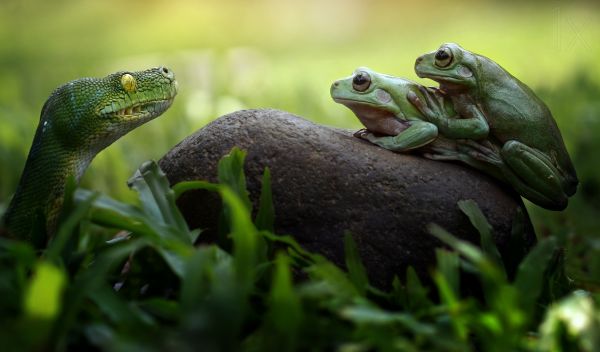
[408,87,489,140]
[360,120,438,152]
[498,141,569,210]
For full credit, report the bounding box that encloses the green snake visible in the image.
[1,67,178,241]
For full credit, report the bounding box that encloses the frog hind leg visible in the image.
[422,138,505,181]
[499,140,569,210]
[363,121,438,152]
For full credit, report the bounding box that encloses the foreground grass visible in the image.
[0,148,598,352]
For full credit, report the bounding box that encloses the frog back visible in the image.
[477,63,576,181]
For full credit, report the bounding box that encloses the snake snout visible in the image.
[159,66,175,81]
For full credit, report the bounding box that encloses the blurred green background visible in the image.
[0,0,599,270]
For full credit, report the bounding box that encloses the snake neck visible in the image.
[3,124,92,241]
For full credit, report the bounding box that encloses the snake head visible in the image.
[40,67,178,151]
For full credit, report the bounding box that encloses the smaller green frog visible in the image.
[409,43,578,210]
[331,67,454,152]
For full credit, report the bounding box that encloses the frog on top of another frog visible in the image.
[331,45,578,210]
[408,43,577,210]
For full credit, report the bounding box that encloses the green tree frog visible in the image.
[408,43,578,210]
[330,67,454,152]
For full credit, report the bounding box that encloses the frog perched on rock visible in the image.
[330,67,454,152]
[408,43,578,210]
[332,64,576,211]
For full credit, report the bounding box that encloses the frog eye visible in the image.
[434,47,453,68]
[352,71,371,92]
[121,73,137,92]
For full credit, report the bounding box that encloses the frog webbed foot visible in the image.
[354,130,385,146]
[354,129,382,146]
[353,128,370,139]
[423,152,460,161]
[457,139,503,166]
[407,86,450,125]
[500,140,569,210]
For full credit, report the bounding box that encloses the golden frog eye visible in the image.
[434,47,453,68]
[121,73,137,92]
[352,71,371,92]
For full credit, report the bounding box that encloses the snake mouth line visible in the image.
[105,98,175,119]
[114,99,169,116]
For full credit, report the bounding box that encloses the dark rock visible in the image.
[159,109,536,288]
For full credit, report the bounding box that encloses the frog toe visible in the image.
[353,128,369,139]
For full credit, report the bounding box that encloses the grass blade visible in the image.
[458,200,505,275]
[344,232,368,295]
[219,186,265,290]
[435,248,460,298]
[263,254,302,351]
[514,237,558,318]
[172,180,220,199]
[255,167,275,232]
[218,147,252,212]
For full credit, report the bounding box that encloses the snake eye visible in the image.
[434,47,453,68]
[352,71,371,92]
[121,73,137,92]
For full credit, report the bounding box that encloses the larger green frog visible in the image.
[408,43,578,210]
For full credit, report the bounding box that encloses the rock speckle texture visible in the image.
[159,109,535,287]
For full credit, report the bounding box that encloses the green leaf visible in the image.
[45,190,98,263]
[219,186,265,290]
[404,267,432,311]
[432,271,469,340]
[339,305,436,336]
[53,240,147,349]
[173,180,220,199]
[305,259,359,303]
[24,261,67,320]
[217,147,252,212]
[344,232,369,295]
[514,237,558,316]
[139,298,180,322]
[260,231,317,265]
[435,248,460,298]
[79,161,198,278]
[81,191,192,278]
[458,199,505,275]
[76,190,155,237]
[505,206,528,279]
[216,148,252,248]
[0,237,37,266]
[88,285,155,327]
[429,223,507,306]
[428,223,504,283]
[255,167,275,232]
[155,241,195,279]
[181,246,222,312]
[180,246,244,352]
[128,160,190,240]
[263,254,302,351]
